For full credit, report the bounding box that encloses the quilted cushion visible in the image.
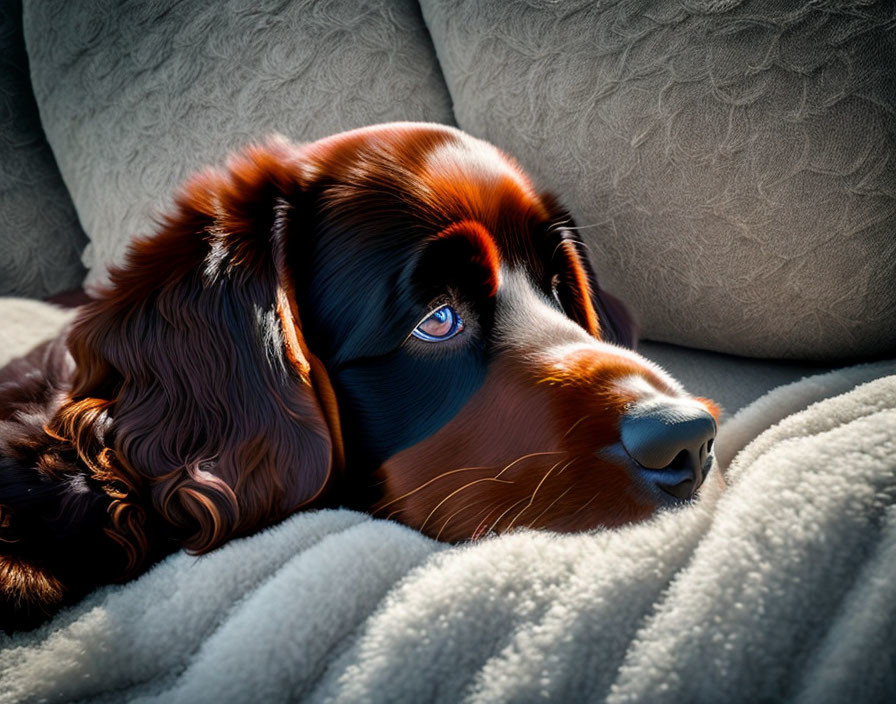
[421,0,896,360]
[23,0,455,290]
[0,0,85,297]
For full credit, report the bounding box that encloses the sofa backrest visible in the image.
[7,0,896,361]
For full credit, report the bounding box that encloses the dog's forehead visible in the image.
[417,137,536,206]
[304,124,554,265]
[419,141,550,246]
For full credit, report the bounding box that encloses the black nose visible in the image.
[620,401,716,500]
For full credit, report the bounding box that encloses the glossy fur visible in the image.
[0,123,714,629]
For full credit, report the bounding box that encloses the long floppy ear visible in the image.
[49,138,342,562]
[541,194,639,349]
[589,283,639,349]
[574,237,639,348]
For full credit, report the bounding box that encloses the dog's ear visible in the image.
[51,138,343,561]
[573,236,640,348]
[589,284,639,349]
[541,194,639,349]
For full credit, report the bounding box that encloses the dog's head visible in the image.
[57,123,718,556]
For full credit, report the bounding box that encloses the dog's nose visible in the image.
[620,400,716,500]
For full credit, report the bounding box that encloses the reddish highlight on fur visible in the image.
[435,220,502,297]
[0,556,64,619]
[695,397,722,422]
[556,239,601,337]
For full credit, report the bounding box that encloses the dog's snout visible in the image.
[620,400,716,501]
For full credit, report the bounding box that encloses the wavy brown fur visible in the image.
[0,141,337,628]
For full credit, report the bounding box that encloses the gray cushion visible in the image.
[0,0,86,297]
[421,0,896,360]
[23,0,455,289]
[638,340,833,420]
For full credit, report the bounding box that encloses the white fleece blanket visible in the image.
[1,300,894,702]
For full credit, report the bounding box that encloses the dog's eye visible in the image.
[411,305,465,342]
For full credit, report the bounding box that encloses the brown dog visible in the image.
[0,123,717,629]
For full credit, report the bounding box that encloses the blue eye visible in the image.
[411,305,465,342]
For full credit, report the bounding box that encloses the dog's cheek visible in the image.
[369,361,551,538]
[333,346,488,470]
[368,357,653,541]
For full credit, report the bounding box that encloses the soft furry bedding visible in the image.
[1,301,894,703]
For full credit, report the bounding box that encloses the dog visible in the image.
[0,123,718,629]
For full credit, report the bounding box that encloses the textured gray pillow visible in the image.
[23,0,455,289]
[421,0,896,360]
[0,0,86,298]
